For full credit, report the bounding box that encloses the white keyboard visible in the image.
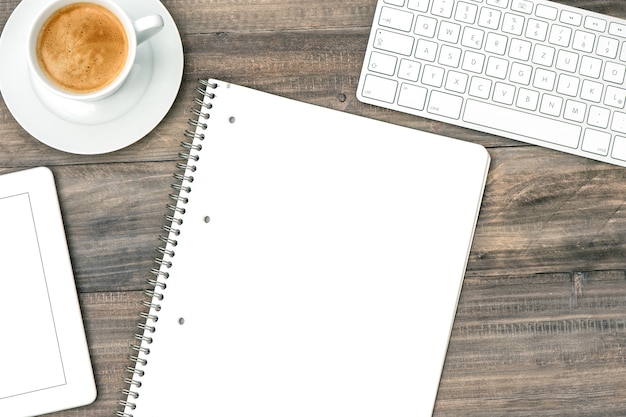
[357,0,626,167]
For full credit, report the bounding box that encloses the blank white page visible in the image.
[124,80,491,417]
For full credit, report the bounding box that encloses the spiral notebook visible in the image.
[0,167,96,417]
[117,79,490,417]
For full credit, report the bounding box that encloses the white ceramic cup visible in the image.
[27,0,164,102]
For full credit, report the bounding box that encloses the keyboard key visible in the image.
[438,44,462,67]
[486,56,509,79]
[486,0,509,9]
[379,7,414,32]
[533,68,556,90]
[572,30,595,53]
[415,15,437,37]
[509,38,531,60]
[485,32,508,55]
[438,21,461,43]
[597,36,619,58]
[469,76,492,99]
[563,100,586,123]
[604,85,626,108]
[462,51,486,73]
[535,4,557,20]
[511,0,532,15]
[582,129,611,155]
[584,16,607,32]
[455,2,478,24]
[555,50,578,72]
[373,29,415,55]
[609,22,626,38]
[612,136,626,161]
[463,100,581,148]
[603,62,626,84]
[580,79,603,103]
[516,88,539,111]
[560,10,582,27]
[539,94,563,117]
[427,91,463,119]
[526,19,549,41]
[611,112,626,133]
[549,25,572,47]
[620,45,626,62]
[368,52,398,76]
[362,74,398,103]
[587,105,610,128]
[532,44,555,66]
[509,62,532,85]
[422,64,445,87]
[398,83,428,110]
[407,0,430,12]
[431,0,454,18]
[556,74,580,96]
[579,56,602,78]
[445,70,469,93]
[398,59,421,81]
[502,13,525,36]
[492,82,516,105]
[461,27,484,49]
[416,39,438,61]
[478,7,501,30]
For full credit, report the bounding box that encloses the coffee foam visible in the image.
[37,2,129,94]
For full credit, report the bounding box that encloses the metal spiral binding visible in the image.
[115,79,217,417]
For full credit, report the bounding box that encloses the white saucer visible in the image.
[0,0,183,154]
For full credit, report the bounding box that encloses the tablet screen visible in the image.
[0,192,66,399]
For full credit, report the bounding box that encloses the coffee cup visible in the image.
[27,0,164,102]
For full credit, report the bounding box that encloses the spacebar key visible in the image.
[463,100,582,149]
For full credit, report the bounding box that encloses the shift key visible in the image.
[373,29,415,56]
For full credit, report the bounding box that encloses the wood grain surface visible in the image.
[1,0,626,416]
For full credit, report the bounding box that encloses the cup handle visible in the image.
[134,15,164,45]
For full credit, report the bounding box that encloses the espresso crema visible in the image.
[36,2,128,94]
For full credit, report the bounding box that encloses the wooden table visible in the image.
[2,0,626,415]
